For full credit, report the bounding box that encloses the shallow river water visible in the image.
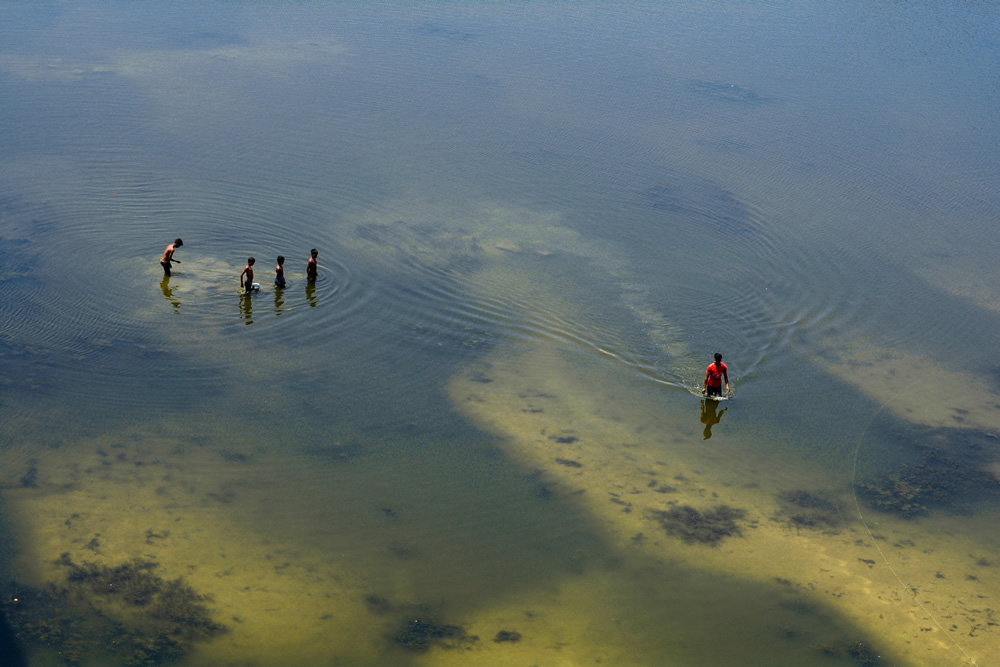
[1,2,999,665]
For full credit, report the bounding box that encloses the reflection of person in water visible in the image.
[305,280,317,307]
[700,400,727,440]
[274,282,285,316]
[160,275,180,312]
[239,286,254,325]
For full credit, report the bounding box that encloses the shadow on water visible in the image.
[239,424,901,664]
[0,499,27,667]
[360,555,895,666]
[0,415,903,665]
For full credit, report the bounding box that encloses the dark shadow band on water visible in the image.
[0,419,903,665]
[854,417,1000,519]
[0,498,27,667]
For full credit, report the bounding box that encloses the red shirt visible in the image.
[706,362,728,387]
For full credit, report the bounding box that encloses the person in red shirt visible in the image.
[702,352,730,397]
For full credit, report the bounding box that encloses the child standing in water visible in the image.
[240,257,256,293]
[306,248,318,282]
[160,238,183,276]
[274,256,285,288]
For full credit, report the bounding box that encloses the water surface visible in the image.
[1,2,999,664]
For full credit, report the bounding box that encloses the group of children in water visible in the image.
[160,239,319,294]
[162,238,733,404]
[239,248,318,293]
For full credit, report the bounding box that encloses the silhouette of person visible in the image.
[305,280,317,307]
[160,275,180,311]
[700,399,727,440]
[239,287,254,325]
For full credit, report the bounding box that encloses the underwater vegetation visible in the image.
[775,588,889,664]
[365,595,474,652]
[392,618,471,652]
[17,459,39,489]
[647,504,748,545]
[857,442,999,518]
[817,640,883,666]
[775,490,845,532]
[366,594,528,653]
[3,554,226,665]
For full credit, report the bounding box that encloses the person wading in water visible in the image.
[702,352,730,397]
[160,238,183,276]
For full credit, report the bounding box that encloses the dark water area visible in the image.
[2,1,999,664]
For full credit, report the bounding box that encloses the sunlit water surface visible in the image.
[1,2,999,665]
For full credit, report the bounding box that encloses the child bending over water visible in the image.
[240,257,256,293]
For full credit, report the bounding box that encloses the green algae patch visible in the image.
[4,554,225,666]
[856,426,1000,518]
[647,504,748,546]
[775,489,847,532]
[858,450,998,518]
[391,617,473,652]
[0,431,387,665]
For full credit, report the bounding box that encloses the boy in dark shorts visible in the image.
[306,248,318,282]
[274,256,285,288]
[160,238,183,275]
[702,353,730,397]
[240,257,256,293]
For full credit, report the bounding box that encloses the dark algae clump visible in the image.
[857,423,1000,518]
[18,459,39,488]
[392,618,470,652]
[817,639,883,666]
[63,555,162,605]
[857,448,998,518]
[647,504,748,545]
[857,472,929,517]
[776,490,845,531]
[3,554,226,665]
[367,595,479,653]
[364,595,393,615]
